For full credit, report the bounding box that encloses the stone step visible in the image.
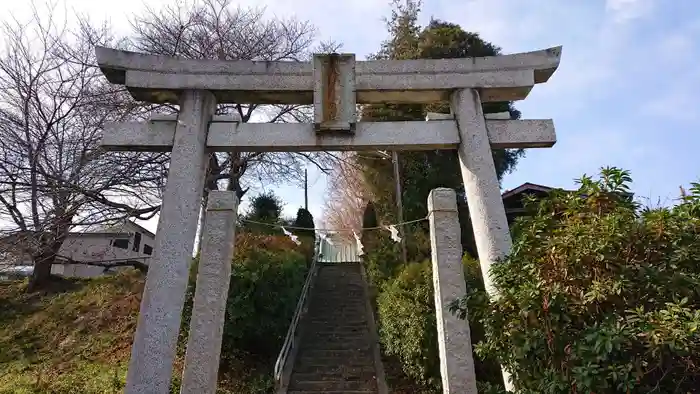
[306,323,367,330]
[306,308,367,313]
[289,375,376,384]
[294,363,375,375]
[292,364,376,376]
[305,316,367,321]
[304,333,368,341]
[291,364,376,376]
[301,342,372,351]
[307,317,368,323]
[308,304,365,310]
[289,379,378,392]
[305,325,368,333]
[309,303,366,308]
[310,296,365,301]
[311,284,364,289]
[302,333,369,341]
[297,346,373,356]
[293,361,376,371]
[309,294,365,300]
[313,277,363,281]
[308,303,366,309]
[295,355,375,367]
[311,285,364,290]
[304,318,367,324]
[288,391,375,394]
[305,332,368,339]
[290,359,373,370]
[286,262,379,393]
[305,324,368,331]
[305,312,367,318]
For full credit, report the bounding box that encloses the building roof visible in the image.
[501,182,556,200]
[73,221,156,239]
[501,182,634,203]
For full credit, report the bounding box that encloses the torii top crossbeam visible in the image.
[95,46,561,105]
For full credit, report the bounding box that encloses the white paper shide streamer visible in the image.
[353,231,364,256]
[384,225,402,243]
[281,227,301,246]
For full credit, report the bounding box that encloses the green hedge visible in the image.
[178,234,310,393]
[453,168,700,393]
[377,260,440,388]
[376,255,503,392]
[221,241,307,357]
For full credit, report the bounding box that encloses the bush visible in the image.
[221,235,308,358]
[377,260,440,389]
[376,255,503,391]
[179,234,309,392]
[363,231,402,288]
[453,168,700,393]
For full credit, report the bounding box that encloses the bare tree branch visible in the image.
[322,152,369,241]
[0,3,164,290]
[128,0,342,200]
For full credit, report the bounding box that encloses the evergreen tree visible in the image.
[293,207,315,239]
[241,192,284,234]
[359,1,524,259]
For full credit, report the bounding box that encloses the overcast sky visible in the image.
[2,0,698,234]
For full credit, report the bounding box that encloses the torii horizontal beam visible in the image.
[95,46,561,105]
[101,118,556,152]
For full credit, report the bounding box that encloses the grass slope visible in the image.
[0,235,312,393]
[0,248,304,394]
[0,272,142,393]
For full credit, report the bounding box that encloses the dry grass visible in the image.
[0,234,314,393]
[0,256,290,393]
[0,271,143,393]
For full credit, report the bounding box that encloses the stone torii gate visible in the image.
[95,45,561,394]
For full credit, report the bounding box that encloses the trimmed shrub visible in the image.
[363,231,401,288]
[453,168,700,393]
[178,234,309,393]
[376,255,503,391]
[377,260,440,389]
[221,234,308,358]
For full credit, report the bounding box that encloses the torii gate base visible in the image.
[95,46,562,394]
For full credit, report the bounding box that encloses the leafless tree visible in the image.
[322,153,369,242]
[0,5,166,290]
[129,0,341,202]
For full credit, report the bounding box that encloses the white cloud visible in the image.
[605,0,655,23]
[642,91,697,122]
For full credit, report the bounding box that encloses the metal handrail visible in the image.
[273,235,320,384]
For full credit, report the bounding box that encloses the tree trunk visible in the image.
[26,235,65,292]
[27,254,54,292]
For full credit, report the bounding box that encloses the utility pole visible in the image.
[304,168,308,210]
[392,151,408,265]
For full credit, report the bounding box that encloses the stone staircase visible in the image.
[285,262,385,394]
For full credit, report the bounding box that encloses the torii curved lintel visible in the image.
[94,46,562,105]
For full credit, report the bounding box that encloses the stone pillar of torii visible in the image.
[95,45,561,394]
